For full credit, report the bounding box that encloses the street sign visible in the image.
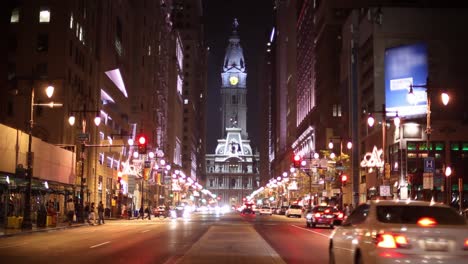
[380,185,391,196]
[424,157,435,173]
[78,133,90,142]
[423,172,434,189]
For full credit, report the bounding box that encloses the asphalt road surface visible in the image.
[0,212,333,264]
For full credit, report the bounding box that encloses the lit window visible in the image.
[39,7,50,23]
[11,8,19,23]
[184,99,189,105]
[333,104,342,117]
[70,13,73,29]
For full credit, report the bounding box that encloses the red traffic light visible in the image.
[137,135,148,154]
[341,175,348,182]
[293,154,302,168]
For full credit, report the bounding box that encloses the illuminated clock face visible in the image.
[229,76,239,86]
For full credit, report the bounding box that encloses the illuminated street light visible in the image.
[441,92,450,106]
[23,83,62,230]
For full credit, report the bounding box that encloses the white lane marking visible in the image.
[290,224,331,238]
[141,230,150,233]
[90,241,111,249]
[0,242,27,249]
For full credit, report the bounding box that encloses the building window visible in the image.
[70,13,74,29]
[39,7,51,23]
[37,34,48,52]
[10,8,20,23]
[232,95,238,104]
[333,104,342,117]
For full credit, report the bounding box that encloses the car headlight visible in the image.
[306,213,312,219]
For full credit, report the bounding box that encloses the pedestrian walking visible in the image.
[66,198,75,226]
[89,202,96,225]
[139,206,144,220]
[98,201,105,224]
[144,206,151,220]
[84,203,90,224]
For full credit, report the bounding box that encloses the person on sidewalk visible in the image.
[98,201,105,225]
[89,202,96,225]
[66,198,75,226]
[84,203,90,224]
[144,206,151,220]
[139,206,144,220]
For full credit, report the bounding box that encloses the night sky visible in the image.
[203,0,274,153]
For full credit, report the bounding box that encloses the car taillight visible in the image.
[337,213,344,219]
[417,217,437,227]
[314,213,321,218]
[376,234,409,249]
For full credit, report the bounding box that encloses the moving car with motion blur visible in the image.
[306,206,344,228]
[240,208,256,217]
[286,204,303,218]
[329,200,468,264]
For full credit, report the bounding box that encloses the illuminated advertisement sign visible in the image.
[384,43,428,117]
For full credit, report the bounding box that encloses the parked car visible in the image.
[259,206,273,215]
[305,206,344,228]
[329,200,468,264]
[286,204,302,218]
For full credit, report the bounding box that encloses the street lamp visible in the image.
[68,106,101,223]
[366,104,400,198]
[445,165,452,205]
[408,82,450,200]
[22,84,62,230]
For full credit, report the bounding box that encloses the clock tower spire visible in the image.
[221,18,248,139]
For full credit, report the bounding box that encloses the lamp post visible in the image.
[408,81,450,201]
[22,84,62,230]
[367,104,400,199]
[328,138,352,209]
[68,106,101,223]
[445,166,452,205]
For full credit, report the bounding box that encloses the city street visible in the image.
[0,211,332,264]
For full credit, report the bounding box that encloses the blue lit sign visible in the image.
[384,43,428,117]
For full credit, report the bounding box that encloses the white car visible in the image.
[286,204,302,218]
[329,200,468,264]
[259,206,273,215]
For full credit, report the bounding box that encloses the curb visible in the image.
[0,223,89,238]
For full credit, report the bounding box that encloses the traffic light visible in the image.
[341,174,348,186]
[137,135,147,154]
[293,154,302,168]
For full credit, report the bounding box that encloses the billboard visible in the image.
[385,43,428,117]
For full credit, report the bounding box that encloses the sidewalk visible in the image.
[0,216,161,237]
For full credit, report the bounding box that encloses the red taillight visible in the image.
[376,234,409,249]
[314,213,321,218]
[417,217,437,227]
